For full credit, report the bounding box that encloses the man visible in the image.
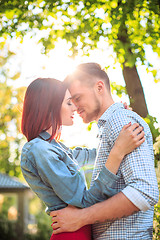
[51,63,159,239]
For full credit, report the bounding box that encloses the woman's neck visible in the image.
[46,127,52,135]
[45,126,62,141]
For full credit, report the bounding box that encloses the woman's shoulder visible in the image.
[22,137,47,152]
[23,137,64,154]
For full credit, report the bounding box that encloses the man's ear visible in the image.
[95,80,105,93]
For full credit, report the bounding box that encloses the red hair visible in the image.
[21,78,68,142]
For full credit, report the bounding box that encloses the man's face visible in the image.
[69,80,101,123]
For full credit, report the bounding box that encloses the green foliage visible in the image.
[111,82,127,97]
[81,164,94,188]
[0,210,52,240]
[87,121,97,131]
[24,200,52,240]
[154,135,160,155]
[153,161,160,240]
[144,115,160,144]
[34,211,52,240]
[0,0,159,116]
[0,220,17,240]
[154,134,160,167]
[1,0,159,117]
[0,195,16,219]
[0,195,19,239]
[153,199,160,240]
[0,1,159,71]
[144,115,160,166]
[0,194,52,240]
[0,42,26,178]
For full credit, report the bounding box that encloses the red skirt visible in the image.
[50,225,91,240]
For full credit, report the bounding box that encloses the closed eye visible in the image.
[67,100,72,106]
[74,97,80,102]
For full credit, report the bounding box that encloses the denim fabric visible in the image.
[21,131,120,214]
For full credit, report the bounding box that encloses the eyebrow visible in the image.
[70,94,80,100]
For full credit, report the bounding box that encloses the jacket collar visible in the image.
[39,131,51,141]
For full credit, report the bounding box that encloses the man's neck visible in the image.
[96,98,115,122]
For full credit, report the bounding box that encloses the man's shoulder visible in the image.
[106,108,145,126]
[104,108,131,128]
[103,108,150,136]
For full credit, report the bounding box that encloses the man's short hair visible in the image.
[64,62,111,91]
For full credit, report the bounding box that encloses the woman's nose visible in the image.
[72,103,77,112]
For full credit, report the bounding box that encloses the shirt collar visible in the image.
[98,102,124,128]
[39,131,51,141]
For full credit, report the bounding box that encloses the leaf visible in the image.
[11,72,21,80]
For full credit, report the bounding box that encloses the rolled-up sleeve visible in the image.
[33,144,120,208]
[121,139,159,210]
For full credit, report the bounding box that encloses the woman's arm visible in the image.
[32,123,144,210]
[32,145,119,208]
[70,147,96,167]
[105,122,145,174]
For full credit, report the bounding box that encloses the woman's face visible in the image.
[61,90,77,126]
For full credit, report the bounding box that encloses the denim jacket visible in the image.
[21,131,120,214]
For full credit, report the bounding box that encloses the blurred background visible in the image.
[0,1,160,239]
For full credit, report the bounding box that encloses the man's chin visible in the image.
[82,117,90,124]
[81,113,94,123]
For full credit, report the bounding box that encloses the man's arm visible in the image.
[51,191,139,234]
[111,116,159,209]
[51,121,158,233]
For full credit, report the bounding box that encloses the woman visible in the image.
[21,78,145,240]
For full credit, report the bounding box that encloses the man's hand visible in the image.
[50,192,139,234]
[50,205,84,234]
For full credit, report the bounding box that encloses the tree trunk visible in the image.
[115,7,149,118]
[122,64,148,118]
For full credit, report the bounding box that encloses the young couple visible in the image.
[21,63,159,240]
